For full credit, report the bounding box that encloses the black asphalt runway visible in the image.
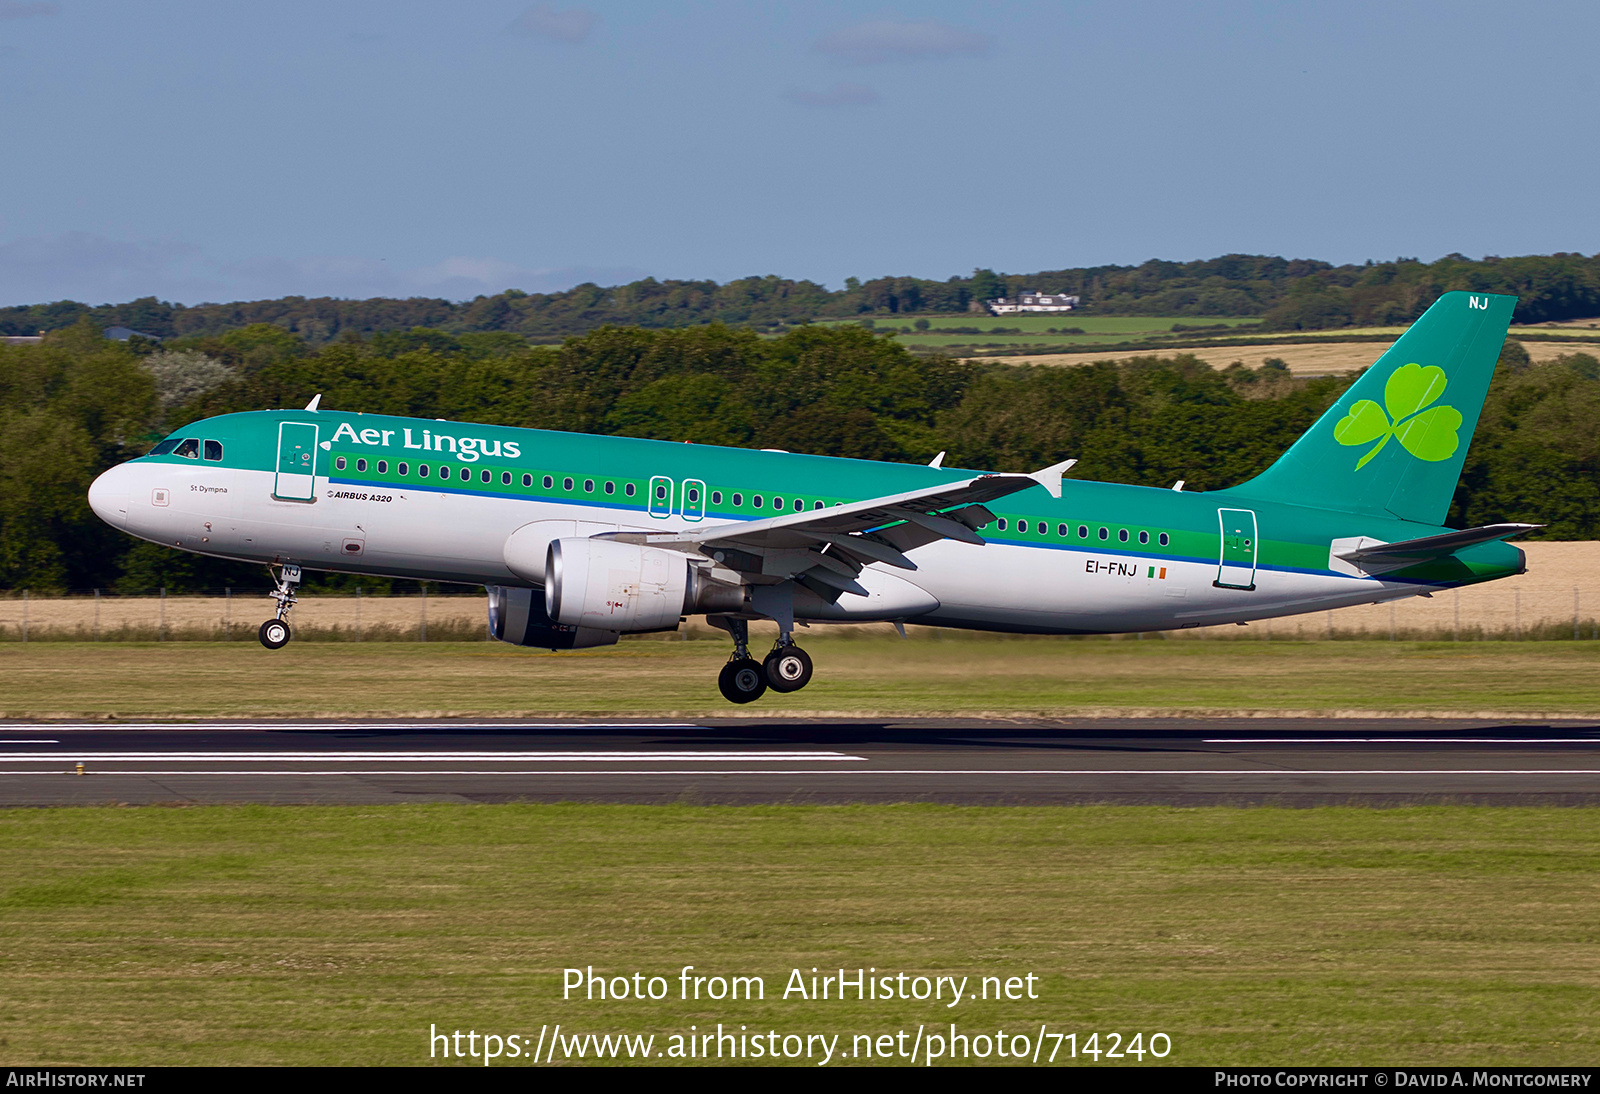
[2,717,1600,805]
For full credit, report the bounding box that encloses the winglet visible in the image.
[305,394,322,411]
[928,451,945,469]
[1028,458,1077,498]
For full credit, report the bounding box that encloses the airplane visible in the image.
[87,290,1535,704]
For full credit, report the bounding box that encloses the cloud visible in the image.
[507,4,597,44]
[815,19,990,65]
[0,1,59,18]
[0,232,650,306]
[785,82,880,108]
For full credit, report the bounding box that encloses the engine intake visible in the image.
[486,584,618,650]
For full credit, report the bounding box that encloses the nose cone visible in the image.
[87,464,132,528]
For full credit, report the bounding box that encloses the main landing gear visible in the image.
[258,563,301,649]
[711,617,814,704]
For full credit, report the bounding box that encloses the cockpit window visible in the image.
[172,439,200,459]
[148,440,180,456]
[203,440,223,461]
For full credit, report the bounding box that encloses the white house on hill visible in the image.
[986,290,1080,315]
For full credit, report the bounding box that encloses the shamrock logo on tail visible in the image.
[1333,362,1462,469]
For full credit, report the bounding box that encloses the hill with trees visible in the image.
[1,252,1596,345]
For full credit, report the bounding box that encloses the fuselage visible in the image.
[87,408,1524,634]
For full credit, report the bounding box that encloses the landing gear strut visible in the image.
[259,563,301,650]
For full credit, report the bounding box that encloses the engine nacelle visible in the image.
[546,537,694,632]
[486,584,619,650]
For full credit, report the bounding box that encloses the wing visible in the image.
[600,461,1074,597]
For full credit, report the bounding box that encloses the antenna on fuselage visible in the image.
[928,451,945,468]
[1171,479,1185,491]
[304,394,322,411]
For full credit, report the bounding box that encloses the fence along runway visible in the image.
[1,718,1598,806]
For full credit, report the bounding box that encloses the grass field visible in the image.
[5,635,1600,719]
[2,803,1596,1066]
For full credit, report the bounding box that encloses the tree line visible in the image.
[2,252,1597,344]
[1,319,1595,594]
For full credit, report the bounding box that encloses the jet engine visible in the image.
[486,584,618,650]
[544,537,700,632]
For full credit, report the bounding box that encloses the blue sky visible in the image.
[0,0,1596,305]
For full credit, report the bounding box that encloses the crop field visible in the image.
[2,803,1597,1066]
[998,338,1600,376]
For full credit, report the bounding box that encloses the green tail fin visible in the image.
[1227,290,1516,524]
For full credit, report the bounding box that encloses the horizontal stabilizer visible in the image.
[1335,523,1540,569]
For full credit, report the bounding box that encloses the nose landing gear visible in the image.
[259,563,301,649]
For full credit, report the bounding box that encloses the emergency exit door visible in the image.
[274,422,318,500]
[1215,508,1257,590]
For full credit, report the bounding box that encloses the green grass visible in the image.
[2,804,1597,1066]
[3,636,1599,719]
[813,315,1265,353]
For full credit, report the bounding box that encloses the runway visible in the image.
[3,717,1600,805]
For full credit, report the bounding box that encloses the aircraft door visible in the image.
[681,478,706,522]
[648,475,673,519]
[1215,508,1257,590]
[274,422,318,501]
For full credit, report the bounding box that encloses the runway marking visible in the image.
[1206,738,1600,744]
[3,768,1598,777]
[0,740,60,744]
[0,750,864,763]
[0,722,707,731]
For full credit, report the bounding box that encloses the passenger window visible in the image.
[377,460,387,474]
[564,477,574,490]
[1018,520,1028,533]
[733,493,743,506]
[542,475,552,489]
[1078,525,1088,538]
[418,465,429,477]
[173,439,199,459]
[502,472,512,485]
[773,496,783,509]
[712,491,723,505]
[203,440,222,461]
[794,498,803,512]
[1098,527,1108,540]
[1118,529,1129,542]
[814,500,824,509]
[605,481,614,494]
[148,439,179,456]
[687,486,700,503]
[997,518,1008,531]
[523,474,532,487]
[1159,532,1170,546]
[1138,530,1149,545]
[335,456,348,471]
[481,469,491,483]
[654,483,667,501]
[625,483,636,497]
[752,495,763,508]
[398,462,409,475]
[356,458,367,472]
[1057,523,1067,536]
[585,479,594,493]
[460,467,470,481]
